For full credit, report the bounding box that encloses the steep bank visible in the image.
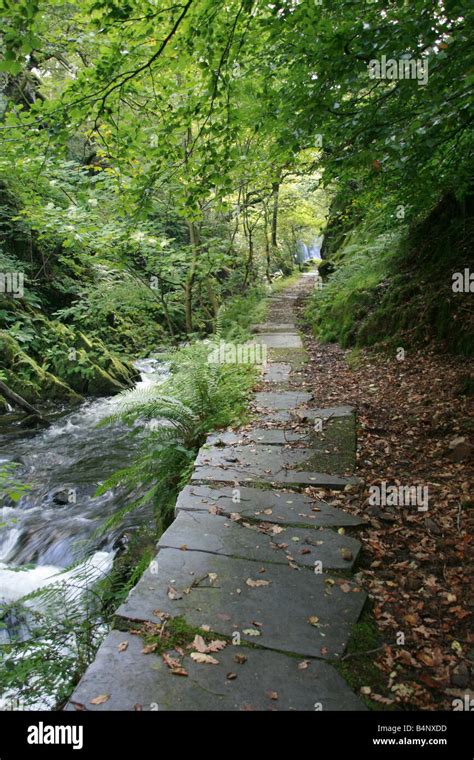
[307,189,474,358]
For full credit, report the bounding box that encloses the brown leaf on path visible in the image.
[142,643,158,654]
[190,652,219,664]
[234,654,248,664]
[265,690,279,700]
[117,641,128,652]
[167,585,183,600]
[171,667,189,676]
[162,653,182,671]
[298,660,310,670]
[190,634,208,653]
[71,701,87,711]
[246,578,270,588]
[90,694,109,705]
[206,639,227,652]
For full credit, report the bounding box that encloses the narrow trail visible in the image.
[68,273,368,711]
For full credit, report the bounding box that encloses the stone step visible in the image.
[158,510,362,571]
[260,363,292,384]
[175,484,365,528]
[207,428,309,445]
[250,400,355,428]
[252,323,297,333]
[255,333,303,349]
[115,548,367,659]
[67,629,366,711]
[254,390,313,409]
[204,427,355,474]
[191,443,358,487]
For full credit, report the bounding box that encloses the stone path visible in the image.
[68,272,367,712]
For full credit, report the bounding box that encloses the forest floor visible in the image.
[297,295,473,710]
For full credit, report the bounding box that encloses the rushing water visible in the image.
[0,358,169,611]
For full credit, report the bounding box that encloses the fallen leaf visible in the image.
[90,694,109,705]
[191,635,207,653]
[246,578,270,588]
[118,641,128,652]
[142,643,158,654]
[206,640,227,652]
[171,667,188,677]
[190,652,219,664]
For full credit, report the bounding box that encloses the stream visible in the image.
[0,358,169,622]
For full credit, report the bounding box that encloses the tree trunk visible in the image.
[242,204,254,290]
[271,180,280,249]
[264,203,272,284]
[0,379,49,425]
[184,220,199,333]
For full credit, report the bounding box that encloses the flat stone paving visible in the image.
[253,323,297,333]
[191,443,358,485]
[175,484,365,528]
[261,363,292,383]
[116,548,366,659]
[158,510,362,570]
[68,629,365,711]
[67,271,368,712]
[256,333,303,349]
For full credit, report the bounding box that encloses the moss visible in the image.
[335,606,396,710]
[0,332,82,402]
[267,347,307,368]
[308,192,474,357]
[86,365,128,396]
[115,614,230,656]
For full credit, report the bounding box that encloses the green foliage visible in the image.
[98,335,257,534]
[0,462,31,506]
[307,192,473,355]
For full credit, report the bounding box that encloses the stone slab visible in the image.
[260,363,292,384]
[207,428,309,446]
[307,406,355,420]
[266,348,307,368]
[253,323,297,334]
[175,485,365,528]
[158,510,361,570]
[256,333,303,349]
[116,548,366,659]
[67,629,365,711]
[250,403,355,426]
[192,443,357,486]
[254,391,312,410]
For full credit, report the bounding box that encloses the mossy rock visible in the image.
[4,362,81,403]
[0,330,82,403]
[76,332,139,386]
[86,365,128,396]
